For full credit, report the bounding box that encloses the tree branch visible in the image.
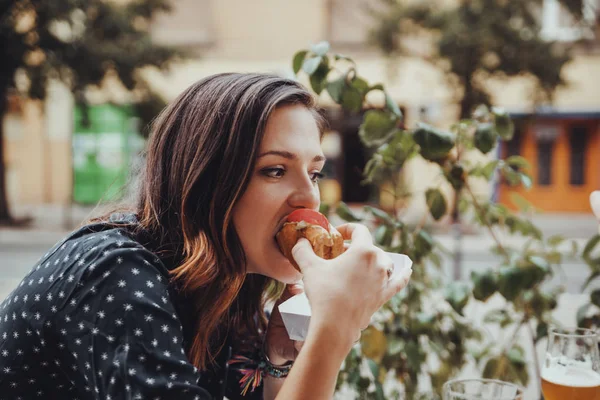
[464,182,508,257]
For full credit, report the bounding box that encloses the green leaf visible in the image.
[520,173,532,189]
[498,266,525,301]
[326,76,346,103]
[583,235,600,260]
[444,281,471,315]
[374,383,385,400]
[425,188,447,221]
[471,270,498,302]
[309,59,330,94]
[591,289,600,308]
[359,110,398,147]
[505,216,542,240]
[363,206,393,223]
[546,251,562,264]
[350,76,369,95]
[536,321,548,342]
[484,309,513,327]
[483,354,528,385]
[292,50,308,74]
[501,166,522,186]
[505,155,530,170]
[507,346,525,364]
[302,56,322,75]
[474,122,498,154]
[414,230,434,258]
[429,251,443,269]
[362,155,387,184]
[412,123,455,161]
[547,235,565,247]
[360,326,387,362]
[446,164,466,191]
[583,271,600,291]
[509,192,533,212]
[492,107,515,140]
[367,358,379,380]
[404,341,423,371]
[340,87,364,113]
[334,53,354,63]
[577,303,591,327]
[385,91,402,118]
[374,224,394,247]
[482,160,499,180]
[310,41,330,56]
[336,202,362,222]
[378,131,415,166]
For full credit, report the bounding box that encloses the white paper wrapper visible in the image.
[278,252,413,341]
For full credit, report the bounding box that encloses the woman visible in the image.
[0,73,412,399]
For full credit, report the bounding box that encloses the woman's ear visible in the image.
[590,191,600,222]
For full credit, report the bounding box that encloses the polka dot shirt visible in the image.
[0,216,262,399]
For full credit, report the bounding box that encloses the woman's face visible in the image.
[232,104,325,284]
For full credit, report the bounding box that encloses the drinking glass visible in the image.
[541,327,600,400]
[442,378,523,400]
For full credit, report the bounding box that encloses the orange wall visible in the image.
[499,119,600,213]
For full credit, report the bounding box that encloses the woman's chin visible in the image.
[275,254,302,283]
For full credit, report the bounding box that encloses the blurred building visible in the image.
[3,0,600,217]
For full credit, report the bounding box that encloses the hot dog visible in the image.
[276,209,344,271]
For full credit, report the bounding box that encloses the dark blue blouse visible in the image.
[0,215,262,400]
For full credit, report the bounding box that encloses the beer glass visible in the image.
[442,379,523,399]
[541,327,600,400]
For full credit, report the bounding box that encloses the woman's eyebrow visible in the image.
[257,150,326,163]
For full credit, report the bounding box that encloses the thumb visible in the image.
[291,238,319,272]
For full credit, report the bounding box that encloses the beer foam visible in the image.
[542,364,600,387]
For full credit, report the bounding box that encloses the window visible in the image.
[541,0,598,41]
[537,140,554,186]
[533,123,559,186]
[505,124,523,158]
[569,125,589,186]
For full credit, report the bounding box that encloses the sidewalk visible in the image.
[0,204,98,247]
[1,203,597,248]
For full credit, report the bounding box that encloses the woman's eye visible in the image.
[311,172,325,183]
[261,167,285,178]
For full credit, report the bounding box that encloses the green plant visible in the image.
[577,233,600,329]
[293,42,591,399]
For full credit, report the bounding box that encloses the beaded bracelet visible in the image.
[262,351,294,378]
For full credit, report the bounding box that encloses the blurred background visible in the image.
[0,0,599,397]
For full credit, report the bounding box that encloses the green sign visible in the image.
[72,104,144,204]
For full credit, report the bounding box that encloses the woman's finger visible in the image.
[335,223,373,246]
[287,283,304,297]
[382,266,413,301]
[292,238,320,272]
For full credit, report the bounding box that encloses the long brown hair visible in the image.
[135,73,322,369]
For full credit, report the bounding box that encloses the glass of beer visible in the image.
[442,378,524,399]
[541,327,600,400]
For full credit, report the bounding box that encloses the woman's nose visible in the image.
[287,178,320,210]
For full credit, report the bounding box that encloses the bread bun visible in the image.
[276,210,344,271]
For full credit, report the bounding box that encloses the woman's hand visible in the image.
[292,223,412,345]
[264,283,305,365]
